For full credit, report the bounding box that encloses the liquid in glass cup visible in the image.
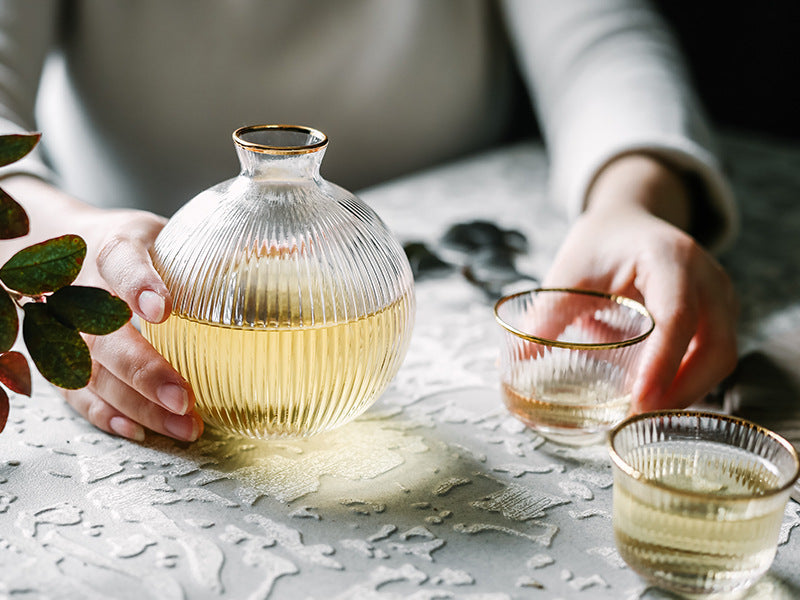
[494,288,654,445]
[609,410,800,599]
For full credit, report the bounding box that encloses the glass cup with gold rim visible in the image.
[494,288,654,445]
[609,409,800,599]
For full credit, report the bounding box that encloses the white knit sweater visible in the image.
[0,0,736,248]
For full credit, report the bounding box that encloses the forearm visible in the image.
[0,174,106,258]
[501,0,737,250]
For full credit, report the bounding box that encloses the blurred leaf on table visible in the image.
[403,241,453,280]
[440,220,528,258]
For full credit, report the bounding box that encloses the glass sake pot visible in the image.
[142,125,415,439]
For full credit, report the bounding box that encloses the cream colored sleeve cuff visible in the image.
[501,0,738,254]
[557,136,738,253]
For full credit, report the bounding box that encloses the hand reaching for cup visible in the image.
[543,154,739,412]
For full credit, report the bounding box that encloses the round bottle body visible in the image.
[143,125,415,438]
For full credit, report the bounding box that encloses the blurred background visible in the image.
[654,1,800,141]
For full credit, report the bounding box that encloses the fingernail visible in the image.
[138,290,165,322]
[109,416,145,442]
[158,383,189,414]
[164,414,200,441]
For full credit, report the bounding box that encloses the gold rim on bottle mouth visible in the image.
[608,409,800,501]
[493,287,655,350]
[233,124,328,155]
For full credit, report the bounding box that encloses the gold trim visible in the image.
[608,409,800,501]
[493,288,655,350]
[233,124,328,155]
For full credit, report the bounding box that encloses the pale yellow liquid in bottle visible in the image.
[142,293,412,438]
[614,441,785,596]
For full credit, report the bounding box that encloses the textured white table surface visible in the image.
[1,135,799,599]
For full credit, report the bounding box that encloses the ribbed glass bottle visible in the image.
[142,125,415,438]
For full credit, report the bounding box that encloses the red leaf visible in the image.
[0,387,8,434]
[0,351,32,396]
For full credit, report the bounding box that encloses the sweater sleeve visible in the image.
[0,0,59,182]
[500,0,738,252]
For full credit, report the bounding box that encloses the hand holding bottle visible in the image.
[0,174,203,441]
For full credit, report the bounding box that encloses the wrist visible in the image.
[585,153,692,231]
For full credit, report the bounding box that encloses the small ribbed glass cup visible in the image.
[142,125,415,439]
[494,288,654,445]
[609,410,800,599]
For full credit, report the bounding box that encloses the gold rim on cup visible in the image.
[493,288,655,350]
[608,409,800,500]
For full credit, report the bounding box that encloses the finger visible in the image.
[497,289,595,362]
[85,322,194,416]
[654,289,739,409]
[63,387,146,441]
[96,212,171,323]
[632,268,699,412]
[89,363,203,441]
[542,251,601,290]
[499,289,599,341]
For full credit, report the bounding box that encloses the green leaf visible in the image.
[0,188,30,239]
[0,235,86,295]
[22,303,91,389]
[47,285,131,335]
[0,386,8,434]
[0,133,41,168]
[0,289,18,353]
[0,351,31,396]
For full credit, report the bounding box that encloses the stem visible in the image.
[0,280,37,308]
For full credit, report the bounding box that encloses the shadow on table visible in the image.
[722,136,800,332]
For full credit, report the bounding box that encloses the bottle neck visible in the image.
[236,145,325,181]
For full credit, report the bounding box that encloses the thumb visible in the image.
[95,213,171,323]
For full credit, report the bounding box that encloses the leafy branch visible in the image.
[0,133,131,433]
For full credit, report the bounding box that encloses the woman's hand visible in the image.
[2,175,203,442]
[543,155,738,411]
